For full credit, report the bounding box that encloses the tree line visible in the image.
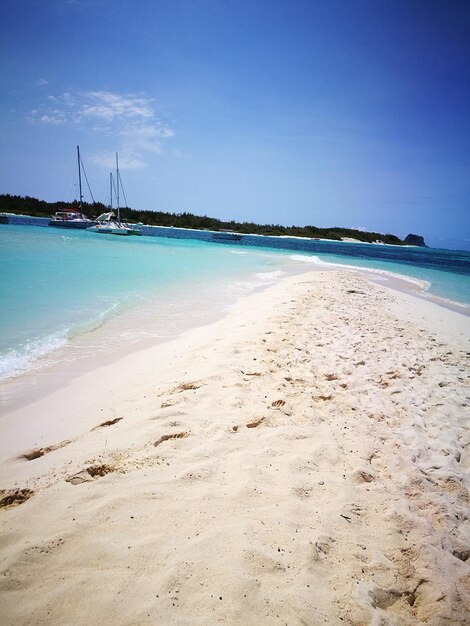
[0,193,405,245]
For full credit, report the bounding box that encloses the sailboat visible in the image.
[87,154,142,236]
[49,146,94,229]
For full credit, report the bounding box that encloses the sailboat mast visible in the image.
[77,145,83,218]
[116,152,120,223]
[110,172,113,210]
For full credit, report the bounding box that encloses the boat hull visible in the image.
[49,220,94,229]
[211,232,242,243]
[87,225,142,236]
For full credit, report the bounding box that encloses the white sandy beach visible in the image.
[0,270,469,625]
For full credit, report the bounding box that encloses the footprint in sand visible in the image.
[154,431,190,447]
[0,488,34,508]
[292,485,313,500]
[159,382,202,397]
[311,536,336,562]
[92,417,123,430]
[353,469,375,484]
[451,545,470,563]
[246,417,266,429]
[19,439,72,461]
[172,382,201,393]
[67,464,117,485]
[20,419,123,462]
[368,586,416,610]
[161,399,179,408]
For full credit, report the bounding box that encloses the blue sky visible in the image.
[1,0,469,247]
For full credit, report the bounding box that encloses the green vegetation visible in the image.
[0,193,405,245]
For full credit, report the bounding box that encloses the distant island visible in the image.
[403,233,427,247]
[0,194,426,246]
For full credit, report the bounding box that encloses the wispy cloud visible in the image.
[82,91,154,120]
[28,90,174,168]
[119,124,174,155]
[39,112,67,124]
[27,108,67,124]
[91,150,146,170]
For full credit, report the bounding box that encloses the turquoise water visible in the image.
[0,224,469,382]
[286,249,470,306]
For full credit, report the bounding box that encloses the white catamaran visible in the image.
[87,153,142,236]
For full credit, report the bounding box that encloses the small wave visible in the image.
[420,291,470,312]
[67,302,120,339]
[233,280,259,291]
[0,303,124,381]
[288,254,430,290]
[0,331,68,381]
[255,270,284,281]
[289,254,325,264]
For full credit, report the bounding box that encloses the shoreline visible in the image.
[1,260,468,416]
[1,270,469,624]
[1,224,468,393]
[2,215,419,248]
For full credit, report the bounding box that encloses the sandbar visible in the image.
[0,271,469,625]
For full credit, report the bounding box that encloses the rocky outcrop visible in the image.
[404,233,426,247]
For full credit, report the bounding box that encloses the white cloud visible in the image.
[39,113,67,124]
[62,91,77,106]
[91,150,146,170]
[36,78,49,86]
[28,89,175,167]
[27,108,66,124]
[118,123,175,155]
[82,91,154,120]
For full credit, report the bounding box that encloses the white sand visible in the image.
[0,271,469,625]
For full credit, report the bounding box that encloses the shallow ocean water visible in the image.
[0,224,469,384]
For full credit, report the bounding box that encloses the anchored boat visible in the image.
[211,232,243,243]
[88,211,142,236]
[87,154,142,236]
[49,146,94,229]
